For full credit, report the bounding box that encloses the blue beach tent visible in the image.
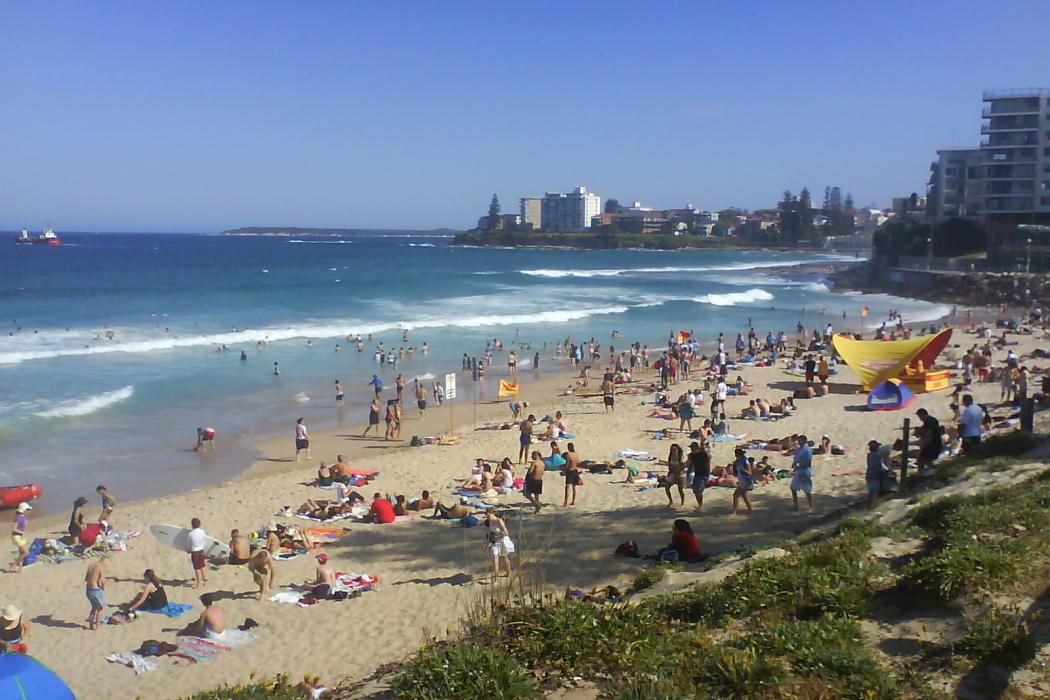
[0,654,76,699]
[866,378,917,412]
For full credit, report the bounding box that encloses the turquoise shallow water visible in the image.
[0,233,948,514]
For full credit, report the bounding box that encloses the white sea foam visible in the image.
[0,307,629,365]
[407,243,437,247]
[287,239,353,244]
[33,385,135,418]
[519,259,816,278]
[694,288,775,306]
[801,282,831,292]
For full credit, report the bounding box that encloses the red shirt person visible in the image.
[369,494,395,524]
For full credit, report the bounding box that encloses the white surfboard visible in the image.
[150,523,230,557]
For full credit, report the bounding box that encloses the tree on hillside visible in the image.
[487,194,501,231]
[778,190,800,244]
[799,187,815,240]
[604,198,621,214]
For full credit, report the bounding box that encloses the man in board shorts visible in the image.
[524,450,544,513]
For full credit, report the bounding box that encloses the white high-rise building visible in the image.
[540,186,601,232]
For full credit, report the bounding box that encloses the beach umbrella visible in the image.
[0,654,75,699]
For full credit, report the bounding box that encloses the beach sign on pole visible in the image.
[444,372,457,400]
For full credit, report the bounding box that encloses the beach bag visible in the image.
[614,540,640,558]
[410,436,422,447]
[460,515,480,528]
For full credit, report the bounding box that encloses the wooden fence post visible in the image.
[900,418,911,491]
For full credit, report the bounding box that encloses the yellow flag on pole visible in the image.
[498,380,519,397]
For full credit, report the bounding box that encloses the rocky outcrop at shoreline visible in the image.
[831,264,1049,309]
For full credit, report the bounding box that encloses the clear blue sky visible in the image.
[2,1,1049,232]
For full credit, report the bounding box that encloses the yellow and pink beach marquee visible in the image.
[831,329,953,391]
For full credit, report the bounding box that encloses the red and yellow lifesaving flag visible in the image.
[498,380,519,398]
[860,306,869,317]
[677,330,692,344]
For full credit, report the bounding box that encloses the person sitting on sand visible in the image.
[181,593,225,639]
[308,553,335,599]
[553,411,569,435]
[68,497,88,542]
[393,495,409,517]
[711,413,728,436]
[460,464,493,492]
[248,549,276,600]
[226,529,250,565]
[698,418,714,439]
[711,461,738,488]
[734,375,748,396]
[369,493,396,524]
[754,456,776,484]
[498,458,515,488]
[432,501,471,520]
[655,519,702,563]
[740,400,759,420]
[755,397,771,418]
[123,569,168,613]
[0,604,28,653]
[331,455,351,480]
[409,490,435,512]
[316,463,334,487]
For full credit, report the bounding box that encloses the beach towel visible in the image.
[301,527,346,544]
[106,652,158,675]
[141,603,194,618]
[170,636,233,663]
[617,449,654,460]
[274,548,309,560]
[830,470,864,477]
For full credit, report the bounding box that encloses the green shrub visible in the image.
[902,538,1027,602]
[484,599,684,675]
[391,642,539,700]
[958,606,1036,666]
[977,431,1037,458]
[650,531,879,625]
[629,562,680,593]
[180,676,303,699]
[695,646,785,697]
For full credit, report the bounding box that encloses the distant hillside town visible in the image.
[472,185,881,250]
[472,87,1050,267]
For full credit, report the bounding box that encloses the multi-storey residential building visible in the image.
[519,197,543,231]
[926,147,983,221]
[980,88,1050,224]
[540,186,601,232]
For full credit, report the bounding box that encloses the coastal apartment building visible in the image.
[519,197,543,231]
[927,147,982,220]
[539,186,601,232]
[980,88,1050,225]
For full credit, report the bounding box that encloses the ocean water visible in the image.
[0,233,950,514]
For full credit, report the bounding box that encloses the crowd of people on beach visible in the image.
[5,306,1047,694]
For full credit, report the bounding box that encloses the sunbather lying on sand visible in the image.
[432,502,471,519]
[297,500,352,520]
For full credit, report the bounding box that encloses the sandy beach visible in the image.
[6,318,1046,700]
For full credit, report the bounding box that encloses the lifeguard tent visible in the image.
[867,378,917,411]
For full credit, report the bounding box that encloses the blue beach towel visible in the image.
[142,603,195,618]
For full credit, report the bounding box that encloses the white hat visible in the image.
[1,604,21,627]
[16,502,32,513]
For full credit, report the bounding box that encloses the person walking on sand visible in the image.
[414,379,427,419]
[363,397,381,438]
[384,400,396,441]
[485,510,515,579]
[187,517,208,589]
[9,502,31,573]
[660,443,686,508]
[96,485,115,524]
[688,441,710,511]
[731,448,754,515]
[601,375,615,413]
[294,417,310,461]
[790,435,814,513]
[85,555,108,630]
[562,443,582,507]
[524,451,545,513]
